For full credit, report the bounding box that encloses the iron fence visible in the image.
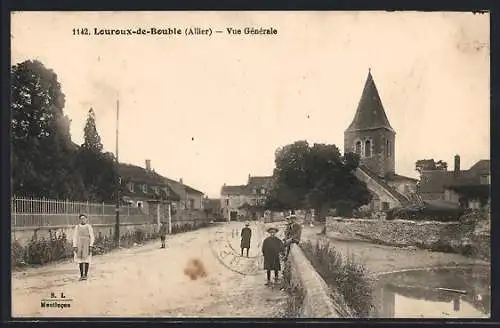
[11,197,151,228]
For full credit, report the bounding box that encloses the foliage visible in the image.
[386,204,465,222]
[265,141,372,217]
[282,260,305,318]
[301,240,373,317]
[11,60,120,202]
[11,60,88,200]
[415,159,448,175]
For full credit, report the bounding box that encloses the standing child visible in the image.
[240,222,252,257]
[159,222,168,249]
[262,227,284,285]
[72,214,95,281]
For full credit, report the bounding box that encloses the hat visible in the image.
[79,214,88,219]
[267,227,278,233]
[245,222,250,226]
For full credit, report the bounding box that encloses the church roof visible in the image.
[346,70,395,133]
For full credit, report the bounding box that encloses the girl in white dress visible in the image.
[72,214,95,280]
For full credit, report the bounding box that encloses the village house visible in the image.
[418,156,490,209]
[344,70,418,212]
[119,159,205,215]
[119,160,180,213]
[220,174,273,221]
[164,177,205,213]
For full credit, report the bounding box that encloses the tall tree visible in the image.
[266,140,372,218]
[77,109,119,202]
[82,108,103,152]
[11,60,87,199]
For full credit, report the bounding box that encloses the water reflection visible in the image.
[372,265,490,318]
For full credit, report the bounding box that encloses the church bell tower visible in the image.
[344,69,396,178]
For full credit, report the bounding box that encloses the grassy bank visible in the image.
[300,240,373,317]
[282,260,305,318]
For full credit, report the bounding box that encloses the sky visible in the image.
[11,11,490,198]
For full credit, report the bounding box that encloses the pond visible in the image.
[371,265,490,318]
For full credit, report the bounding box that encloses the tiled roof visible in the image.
[221,185,248,195]
[358,165,410,204]
[345,70,395,133]
[468,160,490,175]
[390,173,419,182]
[247,176,274,188]
[119,163,170,186]
[118,163,180,201]
[418,159,490,194]
[164,178,204,199]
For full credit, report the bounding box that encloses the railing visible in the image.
[11,197,151,228]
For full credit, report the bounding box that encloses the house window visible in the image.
[152,186,159,194]
[480,175,490,185]
[364,140,372,158]
[142,184,148,193]
[128,182,135,193]
[261,188,266,195]
[381,202,389,211]
[386,140,391,157]
[355,141,362,155]
[189,199,195,209]
[137,201,143,208]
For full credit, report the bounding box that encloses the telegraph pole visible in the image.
[115,99,120,247]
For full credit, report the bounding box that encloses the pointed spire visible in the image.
[345,69,394,133]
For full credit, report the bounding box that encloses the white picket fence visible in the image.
[11,197,150,228]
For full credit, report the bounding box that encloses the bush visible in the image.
[300,240,373,317]
[25,230,73,265]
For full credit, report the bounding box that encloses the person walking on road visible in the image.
[240,222,252,257]
[72,214,95,281]
[262,227,284,285]
[159,222,168,249]
[283,215,302,260]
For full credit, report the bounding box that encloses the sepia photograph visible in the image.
[10,11,490,318]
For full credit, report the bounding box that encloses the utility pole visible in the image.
[115,99,120,247]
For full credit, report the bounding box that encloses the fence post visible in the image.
[12,198,16,240]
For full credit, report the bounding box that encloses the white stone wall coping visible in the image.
[289,244,340,318]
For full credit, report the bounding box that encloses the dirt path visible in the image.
[12,222,287,318]
[301,225,489,275]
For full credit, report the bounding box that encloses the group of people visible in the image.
[240,215,303,286]
[71,212,303,285]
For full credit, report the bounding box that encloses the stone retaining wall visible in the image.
[288,244,338,318]
[325,216,490,259]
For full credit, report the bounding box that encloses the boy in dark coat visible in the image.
[262,227,284,285]
[240,222,252,257]
[159,222,168,248]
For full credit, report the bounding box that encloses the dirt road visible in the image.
[12,222,287,318]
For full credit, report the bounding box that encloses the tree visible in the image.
[11,60,87,199]
[415,159,448,175]
[265,140,372,219]
[82,108,103,152]
[77,109,119,202]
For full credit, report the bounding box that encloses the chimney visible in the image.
[145,159,151,171]
[179,178,183,185]
[454,155,460,173]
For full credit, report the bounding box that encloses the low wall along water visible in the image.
[325,216,490,260]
